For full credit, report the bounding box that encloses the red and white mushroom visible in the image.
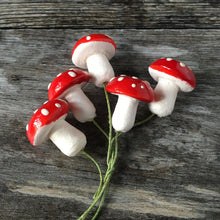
[72,34,116,86]
[106,75,154,132]
[26,99,87,157]
[148,58,196,117]
[48,69,96,122]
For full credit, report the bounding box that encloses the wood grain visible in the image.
[0,0,220,29]
[1,0,220,219]
[1,28,220,219]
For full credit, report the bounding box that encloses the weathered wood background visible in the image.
[0,1,220,219]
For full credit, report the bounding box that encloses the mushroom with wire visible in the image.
[48,69,96,123]
[26,99,87,157]
[106,75,155,132]
[148,58,196,117]
[72,34,116,87]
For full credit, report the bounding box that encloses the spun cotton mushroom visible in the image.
[106,75,154,132]
[48,69,96,123]
[26,99,87,157]
[72,34,116,87]
[148,58,196,117]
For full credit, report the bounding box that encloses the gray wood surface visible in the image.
[1,1,220,220]
[0,0,220,29]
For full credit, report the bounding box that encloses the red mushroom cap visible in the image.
[106,75,154,102]
[149,58,196,91]
[26,99,69,146]
[48,69,90,100]
[72,34,116,68]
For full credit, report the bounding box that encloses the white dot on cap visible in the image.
[55,103,61,108]
[166,58,172,61]
[26,124,29,131]
[118,76,124,81]
[141,85,145,89]
[41,108,49,116]
[86,36,91,40]
[180,62,186,67]
[43,101,48,104]
[34,109,38,114]
[68,71,76,77]
[57,73,62,77]
[131,83,136,88]
[132,76,138,79]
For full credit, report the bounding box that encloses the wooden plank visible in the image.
[0,0,220,29]
[0,29,220,219]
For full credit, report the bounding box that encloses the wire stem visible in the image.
[81,151,103,200]
[92,183,108,220]
[77,171,112,220]
[134,113,155,127]
[78,89,155,219]
[92,119,108,139]
[92,136,118,219]
[103,83,113,166]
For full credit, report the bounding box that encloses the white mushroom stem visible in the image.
[112,95,139,132]
[149,77,179,117]
[86,53,114,86]
[65,85,96,122]
[49,119,87,157]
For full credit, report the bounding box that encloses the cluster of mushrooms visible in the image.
[26,33,196,158]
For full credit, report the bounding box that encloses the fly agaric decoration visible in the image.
[72,34,116,87]
[148,58,196,117]
[48,69,96,122]
[26,99,87,157]
[26,32,198,220]
[106,75,154,132]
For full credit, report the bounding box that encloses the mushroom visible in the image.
[148,58,196,117]
[48,69,96,123]
[106,75,154,132]
[26,99,87,157]
[72,34,116,86]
